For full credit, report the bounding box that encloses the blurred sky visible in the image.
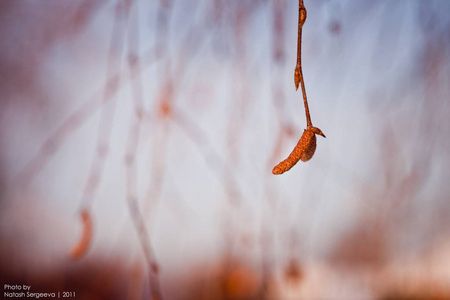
[1,0,450,290]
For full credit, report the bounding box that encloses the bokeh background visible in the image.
[1,0,449,299]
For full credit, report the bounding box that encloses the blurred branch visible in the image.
[124,2,163,298]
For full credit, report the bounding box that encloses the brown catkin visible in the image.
[272,129,316,175]
[69,209,93,260]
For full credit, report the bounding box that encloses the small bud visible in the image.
[299,8,307,27]
[294,67,300,90]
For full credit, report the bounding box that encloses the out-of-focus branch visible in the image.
[171,108,242,207]
[125,2,163,298]
[14,46,162,189]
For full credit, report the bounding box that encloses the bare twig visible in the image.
[125,2,163,298]
[295,0,311,127]
[272,0,326,175]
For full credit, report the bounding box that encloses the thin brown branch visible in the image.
[272,0,326,175]
[295,0,312,127]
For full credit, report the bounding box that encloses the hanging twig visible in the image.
[124,2,163,298]
[273,0,325,175]
[294,0,311,127]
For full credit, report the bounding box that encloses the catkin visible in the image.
[69,209,93,260]
[272,129,316,175]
